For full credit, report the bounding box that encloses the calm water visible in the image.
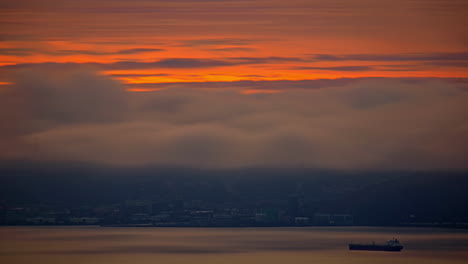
[1,226,468,264]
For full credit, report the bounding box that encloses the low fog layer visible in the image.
[1,67,467,170]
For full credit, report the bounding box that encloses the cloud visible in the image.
[0,83,28,160]
[125,77,467,90]
[0,48,164,57]
[51,48,165,56]
[14,68,127,125]
[294,65,423,72]
[180,38,253,47]
[0,66,127,160]
[0,67,127,154]
[108,73,170,77]
[0,48,36,56]
[423,61,468,68]
[295,66,373,72]
[208,47,256,52]
[0,57,303,72]
[2,67,468,170]
[309,52,468,62]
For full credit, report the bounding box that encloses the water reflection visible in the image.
[1,227,468,264]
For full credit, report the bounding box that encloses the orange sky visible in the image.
[1,1,468,170]
[0,0,467,91]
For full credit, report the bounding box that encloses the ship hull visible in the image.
[349,244,403,251]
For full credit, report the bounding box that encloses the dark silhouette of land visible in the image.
[1,162,467,227]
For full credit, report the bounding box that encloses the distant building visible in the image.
[314,213,332,225]
[129,213,151,223]
[213,213,233,226]
[153,213,171,222]
[287,195,304,217]
[332,214,353,225]
[189,200,203,209]
[174,198,184,211]
[125,200,153,215]
[26,217,56,225]
[294,217,309,225]
[313,213,353,225]
[189,211,213,226]
[255,209,279,224]
[5,208,28,224]
[70,217,101,225]
[255,213,267,223]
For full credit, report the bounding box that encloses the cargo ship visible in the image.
[349,238,403,251]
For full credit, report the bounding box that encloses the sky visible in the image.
[0,0,467,170]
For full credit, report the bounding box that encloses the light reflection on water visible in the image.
[1,227,468,264]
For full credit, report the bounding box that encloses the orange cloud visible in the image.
[125,88,163,92]
[241,89,282,95]
[0,0,466,86]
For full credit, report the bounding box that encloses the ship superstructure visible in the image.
[349,238,403,251]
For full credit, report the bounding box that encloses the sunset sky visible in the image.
[0,0,467,170]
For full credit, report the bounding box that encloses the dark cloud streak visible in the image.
[0,48,164,57]
[294,65,423,72]
[126,77,468,90]
[0,57,303,71]
[179,38,254,47]
[309,52,468,62]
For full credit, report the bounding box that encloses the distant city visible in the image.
[1,195,467,228]
[1,166,468,228]
[1,195,355,227]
